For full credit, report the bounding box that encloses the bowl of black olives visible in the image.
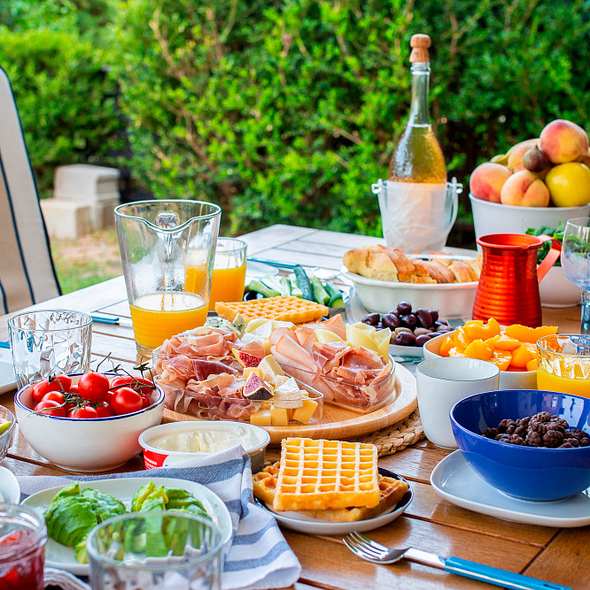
[362,301,453,357]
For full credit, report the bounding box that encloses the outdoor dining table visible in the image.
[1,224,589,590]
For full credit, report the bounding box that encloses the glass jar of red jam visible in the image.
[0,504,47,590]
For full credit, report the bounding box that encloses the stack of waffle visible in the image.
[253,438,408,522]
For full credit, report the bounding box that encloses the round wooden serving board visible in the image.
[163,363,417,445]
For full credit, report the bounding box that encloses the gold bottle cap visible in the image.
[410,34,431,63]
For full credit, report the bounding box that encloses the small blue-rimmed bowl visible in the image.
[451,389,590,502]
[14,373,164,473]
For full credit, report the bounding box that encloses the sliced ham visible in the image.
[269,314,396,411]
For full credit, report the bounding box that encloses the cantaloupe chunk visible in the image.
[494,335,521,351]
[464,339,493,361]
[510,344,532,369]
[439,335,454,357]
[491,350,512,371]
[526,358,538,371]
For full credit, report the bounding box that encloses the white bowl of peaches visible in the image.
[423,319,558,390]
[469,119,590,239]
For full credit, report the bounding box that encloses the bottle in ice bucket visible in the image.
[388,34,446,185]
[377,34,456,252]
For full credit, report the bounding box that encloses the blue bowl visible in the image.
[450,389,590,502]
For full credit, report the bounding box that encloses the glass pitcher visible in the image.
[115,200,221,356]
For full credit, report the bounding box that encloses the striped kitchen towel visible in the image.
[18,445,301,590]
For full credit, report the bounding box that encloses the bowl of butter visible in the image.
[139,420,271,473]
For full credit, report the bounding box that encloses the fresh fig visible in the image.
[523,146,550,173]
[243,373,273,400]
[232,348,263,368]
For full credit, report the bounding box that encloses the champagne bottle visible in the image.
[388,34,446,183]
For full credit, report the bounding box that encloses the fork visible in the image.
[343,532,572,590]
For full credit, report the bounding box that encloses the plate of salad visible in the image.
[245,265,346,310]
[22,477,232,575]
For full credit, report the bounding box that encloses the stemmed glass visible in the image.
[561,217,590,334]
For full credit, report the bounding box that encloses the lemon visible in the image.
[545,162,590,207]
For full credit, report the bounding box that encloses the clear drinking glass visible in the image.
[561,217,590,334]
[0,504,47,590]
[8,310,92,388]
[87,512,223,590]
[207,238,247,309]
[115,200,222,356]
[537,334,590,398]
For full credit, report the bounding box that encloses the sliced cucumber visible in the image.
[279,276,292,296]
[247,279,279,298]
[311,276,330,305]
[325,282,341,299]
[288,274,303,298]
[329,293,344,308]
[294,265,314,301]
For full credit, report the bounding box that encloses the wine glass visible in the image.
[561,217,590,334]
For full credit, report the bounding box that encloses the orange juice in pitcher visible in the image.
[115,200,221,356]
[129,292,208,352]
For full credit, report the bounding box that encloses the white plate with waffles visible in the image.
[256,467,413,535]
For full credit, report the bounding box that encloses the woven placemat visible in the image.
[353,409,424,456]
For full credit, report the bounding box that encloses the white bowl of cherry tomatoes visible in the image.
[14,371,164,473]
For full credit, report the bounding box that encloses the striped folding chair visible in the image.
[0,66,61,314]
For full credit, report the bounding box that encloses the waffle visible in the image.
[215,296,328,324]
[254,461,408,522]
[273,438,380,511]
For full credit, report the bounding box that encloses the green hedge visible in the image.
[0,25,124,199]
[3,1,590,236]
[111,0,590,236]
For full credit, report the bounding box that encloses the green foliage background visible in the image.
[2,0,589,234]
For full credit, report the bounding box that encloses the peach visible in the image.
[469,162,512,203]
[507,141,538,171]
[540,119,589,164]
[500,170,550,207]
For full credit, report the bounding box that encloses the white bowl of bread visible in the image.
[343,245,481,318]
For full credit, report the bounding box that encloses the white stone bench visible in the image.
[41,164,121,239]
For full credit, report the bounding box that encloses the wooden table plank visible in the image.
[523,528,590,590]
[285,517,543,590]
[1,225,588,590]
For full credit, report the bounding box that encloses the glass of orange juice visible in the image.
[115,200,221,356]
[208,238,247,309]
[537,334,590,398]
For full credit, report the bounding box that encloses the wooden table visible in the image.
[2,224,588,590]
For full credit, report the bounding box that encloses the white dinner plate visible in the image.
[0,348,15,394]
[257,468,412,535]
[22,476,232,576]
[431,451,590,528]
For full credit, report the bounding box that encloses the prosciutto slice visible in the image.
[153,325,264,375]
[270,314,395,411]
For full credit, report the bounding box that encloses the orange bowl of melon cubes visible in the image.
[423,318,558,390]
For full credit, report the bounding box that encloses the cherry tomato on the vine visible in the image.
[95,402,115,418]
[34,400,66,417]
[41,391,64,405]
[110,376,133,390]
[133,377,155,396]
[110,387,143,415]
[68,405,100,419]
[140,394,151,409]
[77,372,110,403]
[31,375,72,404]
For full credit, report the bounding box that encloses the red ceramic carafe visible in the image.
[473,234,561,327]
